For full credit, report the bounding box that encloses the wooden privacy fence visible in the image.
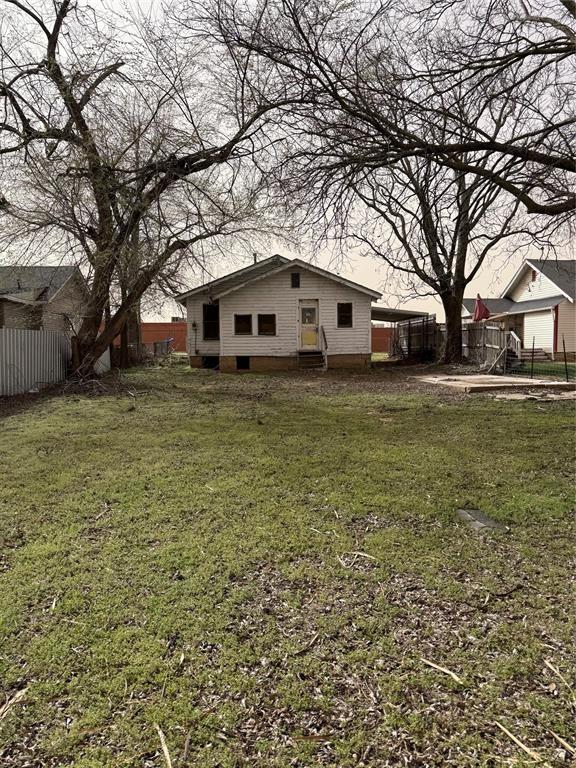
[0,328,71,396]
[462,323,504,366]
[393,316,438,360]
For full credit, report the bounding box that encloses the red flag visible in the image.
[473,294,491,322]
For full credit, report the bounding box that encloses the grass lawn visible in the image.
[0,366,574,767]
[526,361,576,381]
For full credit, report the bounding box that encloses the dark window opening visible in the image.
[236,355,250,370]
[203,302,219,340]
[201,355,219,370]
[531,269,537,282]
[337,302,353,328]
[234,314,252,335]
[258,314,276,335]
[291,272,300,288]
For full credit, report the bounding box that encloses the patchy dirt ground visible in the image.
[0,365,574,767]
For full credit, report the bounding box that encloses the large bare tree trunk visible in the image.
[440,293,464,364]
[119,306,140,367]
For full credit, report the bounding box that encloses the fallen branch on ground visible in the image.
[549,730,575,755]
[293,632,320,656]
[0,687,28,722]
[544,658,575,703]
[154,723,173,768]
[420,658,464,684]
[337,551,378,568]
[495,720,551,766]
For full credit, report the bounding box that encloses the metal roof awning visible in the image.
[371,305,429,323]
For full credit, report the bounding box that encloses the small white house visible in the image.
[462,259,576,360]
[175,255,381,371]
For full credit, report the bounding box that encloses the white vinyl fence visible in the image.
[0,328,71,396]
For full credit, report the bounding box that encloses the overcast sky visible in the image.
[145,241,531,322]
[127,0,540,323]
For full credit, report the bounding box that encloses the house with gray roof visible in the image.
[175,255,382,371]
[0,265,89,333]
[462,259,576,359]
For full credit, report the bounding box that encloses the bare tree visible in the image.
[0,0,285,373]
[198,0,573,360]
[350,158,552,361]
[206,0,575,216]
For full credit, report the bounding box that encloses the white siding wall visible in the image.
[184,267,374,357]
[219,269,372,356]
[524,310,554,351]
[509,268,562,301]
[185,293,220,356]
[557,301,576,354]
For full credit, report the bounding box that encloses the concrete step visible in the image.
[298,352,325,370]
[519,349,551,361]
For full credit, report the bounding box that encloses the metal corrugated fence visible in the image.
[0,328,71,396]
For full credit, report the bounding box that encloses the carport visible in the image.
[371,306,429,323]
[371,305,433,358]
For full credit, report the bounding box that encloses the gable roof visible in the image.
[175,256,381,303]
[175,255,289,303]
[0,265,78,302]
[528,259,575,301]
[501,259,575,302]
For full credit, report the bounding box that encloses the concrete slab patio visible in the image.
[417,374,576,393]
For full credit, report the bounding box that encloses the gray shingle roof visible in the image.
[528,259,575,301]
[0,265,76,301]
[501,295,565,314]
[462,298,514,315]
[175,255,290,303]
[463,295,565,318]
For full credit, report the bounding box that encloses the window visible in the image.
[236,356,250,370]
[531,269,537,282]
[291,272,300,288]
[201,356,219,370]
[234,314,252,335]
[301,306,316,324]
[203,302,219,340]
[337,302,353,328]
[258,314,276,335]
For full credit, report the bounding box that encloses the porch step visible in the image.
[503,350,524,371]
[519,348,551,361]
[298,351,325,370]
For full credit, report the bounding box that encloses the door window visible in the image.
[301,307,317,324]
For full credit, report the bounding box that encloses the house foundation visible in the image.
[188,353,371,372]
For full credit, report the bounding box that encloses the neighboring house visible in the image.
[0,265,88,333]
[175,255,382,371]
[462,259,576,360]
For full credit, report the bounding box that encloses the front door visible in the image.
[299,300,319,349]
